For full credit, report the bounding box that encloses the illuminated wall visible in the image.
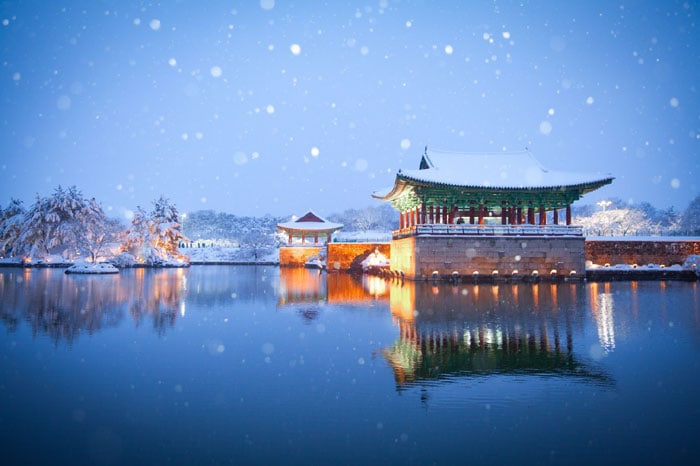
[391,235,585,280]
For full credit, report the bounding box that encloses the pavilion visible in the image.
[277,210,343,245]
[277,211,343,267]
[372,148,614,280]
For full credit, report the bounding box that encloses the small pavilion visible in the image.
[372,148,614,280]
[277,211,343,245]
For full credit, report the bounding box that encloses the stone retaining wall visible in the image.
[585,239,700,266]
[326,243,391,272]
[279,246,323,267]
[391,236,585,280]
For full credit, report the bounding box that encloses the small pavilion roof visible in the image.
[373,148,614,200]
[277,210,343,232]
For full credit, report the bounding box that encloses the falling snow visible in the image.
[0,1,697,217]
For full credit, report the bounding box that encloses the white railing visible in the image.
[394,224,583,239]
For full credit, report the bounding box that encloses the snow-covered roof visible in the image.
[277,210,344,232]
[373,148,614,199]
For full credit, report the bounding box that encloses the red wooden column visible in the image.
[429,205,434,224]
[539,206,546,225]
[442,206,449,224]
[553,209,559,225]
[469,204,475,224]
[501,202,508,225]
[516,206,523,224]
[478,204,485,225]
[527,207,535,225]
[420,203,427,225]
[566,205,572,225]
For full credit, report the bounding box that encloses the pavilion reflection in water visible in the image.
[277,268,389,321]
[384,280,612,388]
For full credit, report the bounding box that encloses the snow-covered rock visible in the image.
[65,261,119,274]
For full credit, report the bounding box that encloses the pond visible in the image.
[1,266,699,465]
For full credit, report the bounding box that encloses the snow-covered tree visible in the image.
[575,208,653,236]
[0,198,25,257]
[74,197,112,263]
[681,194,700,235]
[14,186,113,261]
[121,196,189,265]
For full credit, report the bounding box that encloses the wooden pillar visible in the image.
[429,205,434,224]
[527,207,535,225]
[566,205,572,225]
[553,208,559,225]
[314,233,318,243]
[478,204,484,225]
[421,203,427,225]
[539,205,546,225]
[516,207,522,225]
[469,204,475,224]
[450,205,457,224]
[442,206,449,224]
[501,202,508,225]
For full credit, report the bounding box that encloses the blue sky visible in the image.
[1,0,698,219]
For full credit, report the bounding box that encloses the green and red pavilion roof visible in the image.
[372,148,614,211]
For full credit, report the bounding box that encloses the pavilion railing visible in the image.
[393,224,583,239]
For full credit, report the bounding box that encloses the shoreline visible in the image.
[1,261,697,281]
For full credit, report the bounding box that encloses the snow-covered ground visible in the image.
[181,247,279,264]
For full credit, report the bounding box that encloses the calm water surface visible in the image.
[1,266,699,465]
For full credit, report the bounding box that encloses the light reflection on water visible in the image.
[1,266,699,465]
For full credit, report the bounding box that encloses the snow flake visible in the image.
[261,342,275,355]
[195,132,203,140]
[586,96,595,105]
[539,120,552,135]
[266,104,275,114]
[400,138,411,150]
[210,66,223,78]
[168,58,177,67]
[405,20,412,28]
[548,108,555,116]
[360,46,369,56]
[149,19,161,31]
[354,159,368,172]
[233,151,248,165]
[290,43,302,55]
[669,97,679,108]
[12,72,20,81]
[310,146,320,157]
[260,0,275,10]
[56,95,71,111]
[670,178,680,189]
[444,45,454,55]
[2,18,9,26]
[181,133,188,141]
[133,18,141,26]
[502,31,511,39]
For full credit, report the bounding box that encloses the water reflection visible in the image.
[0,268,188,343]
[277,268,388,322]
[589,282,616,352]
[384,280,612,389]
